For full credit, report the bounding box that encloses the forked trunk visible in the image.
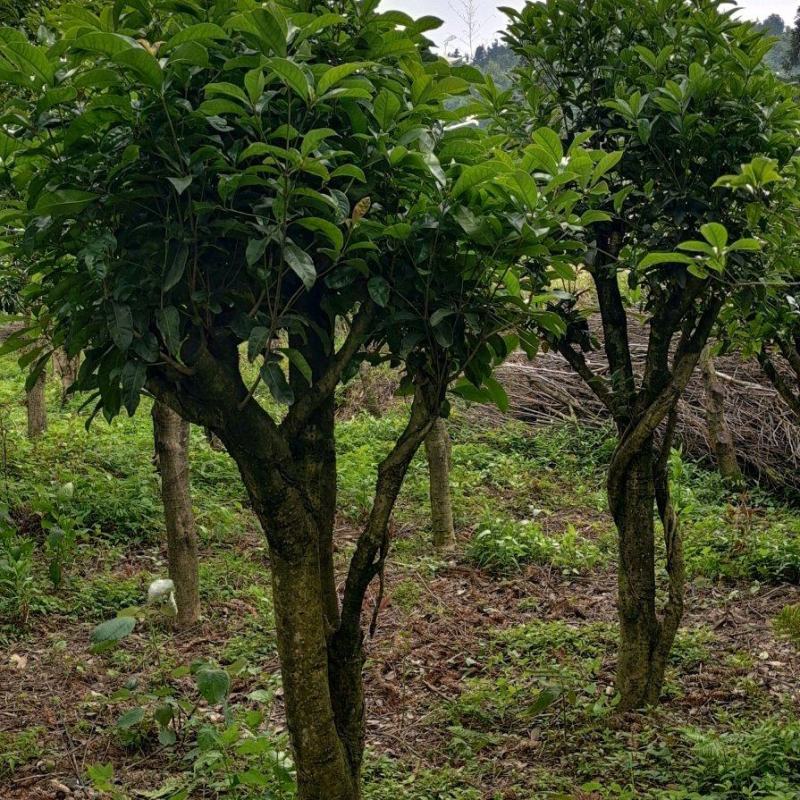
[26,368,47,439]
[609,434,684,709]
[700,345,742,484]
[424,416,455,549]
[152,401,200,627]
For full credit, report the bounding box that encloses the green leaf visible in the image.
[245,68,265,104]
[167,175,192,195]
[247,326,270,362]
[163,23,228,51]
[373,89,400,129]
[280,347,313,385]
[120,361,146,415]
[246,237,268,265]
[591,151,623,184]
[283,243,316,289]
[330,164,366,183]
[74,32,139,57]
[368,276,390,306]
[117,707,145,729]
[638,252,696,269]
[317,62,370,95]
[34,190,97,217]
[113,47,163,90]
[0,129,21,160]
[90,616,135,647]
[483,376,509,412]
[510,170,539,209]
[250,8,288,56]
[532,127,563,163]
[700,222,728,250]
[266,57,311,100]
[453,161,507,198]
[163,245,189,291]
[1,40,54,86]
[301,127,337,156]
[294,217,343,251]
[261,361,294,405]
[196,668,230,705]
[108,303,134,351]
[156,307,181,356]
[728,238,761,252]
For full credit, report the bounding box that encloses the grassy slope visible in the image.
[0,354,799,799]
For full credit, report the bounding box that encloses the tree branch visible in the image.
[281,301,376,438]
[335,377,442,653]
[759,351,800,419]
[555,340,617,417]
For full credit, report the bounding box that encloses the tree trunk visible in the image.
[609,431,683,710]
[424,417,455,549]
[52,348,79,405]
[26,368,47,439]
[152,401,200,627]
[270,539,362,800]
[700,345,742,484]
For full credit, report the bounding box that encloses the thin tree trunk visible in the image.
[610,423,684,710]
[152,402,200,627]
[26,368,47,439]
[424,417,455,549]
[52,348,79,405]
[700,345,742,484]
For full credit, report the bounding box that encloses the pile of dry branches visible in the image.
[486,331,800,491]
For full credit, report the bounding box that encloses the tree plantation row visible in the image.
[1,1,800,799]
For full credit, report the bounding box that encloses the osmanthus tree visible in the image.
[0,0,612,795]
[716,157,800,423]
[492,0,800,709]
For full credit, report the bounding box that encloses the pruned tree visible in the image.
[0,1,609,795]
[494,0,799,709]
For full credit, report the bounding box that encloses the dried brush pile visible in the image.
[484,326,800,493]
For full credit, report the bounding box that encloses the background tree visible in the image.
[0,0,608,795]
[152,401,200,627]
[424,415,455,549]
[494,0,799,709]
[699,344,742,485]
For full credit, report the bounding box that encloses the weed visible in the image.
[467,517,604,573]
[773,604,800,646]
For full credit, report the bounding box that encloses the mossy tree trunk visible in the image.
[557,242,720,710]
[152,401,200,627]
[149,311,442,799]
[609,412,683,709]
[25,366,46,439]
[424,416,455,549]
[700,344,742,484]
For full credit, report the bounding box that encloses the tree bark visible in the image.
[152,401,200,627]
[26,368,47,439]
[52,348,79,405]
[700,345,742,484]
[609,424,684,710]
[424,417,455,549]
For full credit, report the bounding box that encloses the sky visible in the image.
[387,1,800,53]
